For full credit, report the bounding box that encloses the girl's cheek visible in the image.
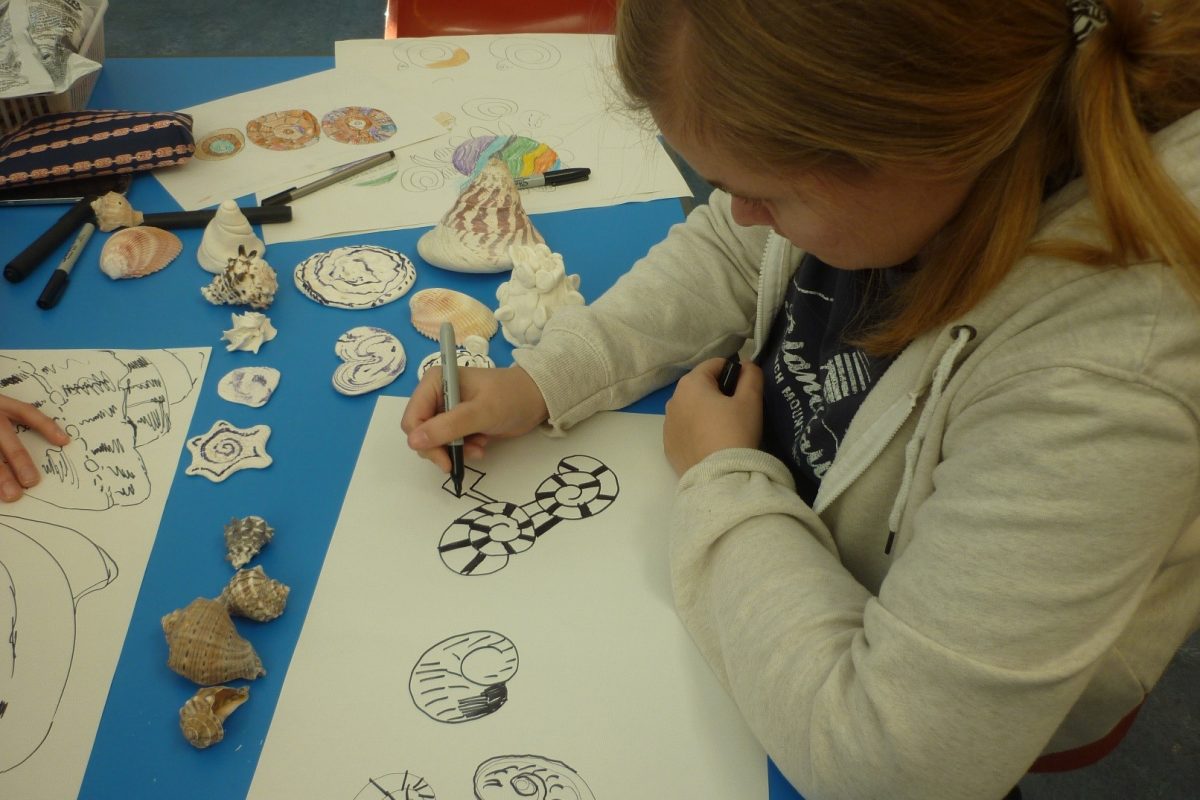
[730,196,775,227]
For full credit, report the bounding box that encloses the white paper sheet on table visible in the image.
[248,396,766,799]
[0,347,208,800]
[254,36,689,244]
[155,68,445,210]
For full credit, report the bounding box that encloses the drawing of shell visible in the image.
[194,128,245,161]
[354,772,437,800]
[416,156,545,273]
[293,245,416,309]
[90,191,143,231]
[321,106,397,145]
[202,246,278,309]
[409,287,498,341]
[332,326,406,396]
[417,334,494,379]
[179,685,249,749]
[161,597,266,685]
[224,515,274,569]
[198,200,265,274]
[219,565,289,622]
[438,501,537,576]
[221,311,277,353]
[409,631,519,723]
[246,108,320,150]
[474,754,595,800]
[185,421,273,483]
[98,226,182,279]
[494,244,584,346]
[217,366,280,408]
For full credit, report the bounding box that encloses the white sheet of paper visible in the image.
[248,396,766,799]
[0,348,208,800]
[155,69,445,210]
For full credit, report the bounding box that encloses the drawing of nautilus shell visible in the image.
[294,245,417,309]
[320,106,398,145]
[400,39,471,69]
[332,326,406,396]
[533,455,619,520]
[439,501,538,576]
[452,134,560,178]
[245,109,320,150]
[184,421,273,483]
[408,630,519,723]
[489,38,563,71]
[354,772,437,800]
[473,754,595,800]
[194,128,245,161]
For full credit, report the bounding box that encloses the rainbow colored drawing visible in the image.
[451,135,561,178]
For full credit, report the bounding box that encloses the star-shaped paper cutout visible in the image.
[185,420,273,482]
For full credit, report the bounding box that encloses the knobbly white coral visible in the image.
[494,243,583,346]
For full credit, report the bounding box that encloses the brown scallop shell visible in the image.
[408,287,498,341]
[161,597,265,685]
[98,226,182,279]
[179,685,249,749]
[219,565,290,622]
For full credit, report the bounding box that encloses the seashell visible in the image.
[185,421,273,483]
[219,565,289,622]
[221,311,277,353]
[495,244,584,346]
[179,685,249,749]
[293,245,416,309]
[474,754,595,800]
[90,191,143,231]
[217,366,280,407]
[161,597,266,685]
[198,200,265,274]
[417,333,494,379]
[408,631,519,723]
[409,287,498,341]
[224,515,274,569]
[332,326,406,396]
[202,246,279,309]
[98,226,182,279]
[416,156,545,273]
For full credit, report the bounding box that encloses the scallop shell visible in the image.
[202,246,279,309]
[219,565,290,622]
[408,287,498,341]
[98,226,182,279]
[91,191,143,232]
[225,515,274,569]
[161,597,266,685]
[179,685,249,749]
[416,156,545,273]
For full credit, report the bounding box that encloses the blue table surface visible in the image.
[0,56,802,800]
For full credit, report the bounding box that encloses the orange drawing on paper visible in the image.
[245,109,320,151]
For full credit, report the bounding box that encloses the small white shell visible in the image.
[179,685,249,749]
[98,226,182,279]
[91,192,144,232]
[332,326,406,396]
[219,565,289,622]
[409,287,498,341]
[202,247,279,309]
[221,311,277,354]
[217,366,280,407]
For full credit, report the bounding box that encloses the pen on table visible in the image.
[260,150,396,206]
[513,167,591,190]
[438,321,466,497]
[36,221,94,310]
[717,353,742,397]
[139,204,293,229]
[4,195,96,283]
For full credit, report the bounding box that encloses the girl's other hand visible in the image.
[663,357,763,476]
[0,395,71,502]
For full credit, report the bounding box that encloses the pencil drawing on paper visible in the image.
[0,350,205,510]
[354,771,438,799]
[438,455,619,576]
[489,38,563,71]
[1,515,118,773]
[409,630,519,724]
[474,754,595,800]
[393,40,471,70]
[194,128,246,161]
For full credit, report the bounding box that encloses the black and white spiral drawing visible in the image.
[408,630,519,724]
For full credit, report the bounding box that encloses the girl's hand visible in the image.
[402,366,550,473]
[0,395,71,502]
[663,358,763,476]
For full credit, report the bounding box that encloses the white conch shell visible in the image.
[202,246,279,309]
[416,156,545,273]
[91,192,143,232]
[224,515,274,569]
[219,565,289,622]
[409,287,498,341]
[161,597,266,685]
[494,243,584,346]
[98,226,182,279]
[179,685,249,749]
[198,199,265,273]
[474,754,595,800]
[221,311,277,353]
[416,334,495,379]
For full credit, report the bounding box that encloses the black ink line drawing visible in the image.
[0,349,205,510]
[354,771,437,799]
[409,630,519,724]
[438,456,619,577]
[1,515,118,773]
[489,38,563,71]
[474,754,595,800]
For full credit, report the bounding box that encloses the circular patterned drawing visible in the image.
[439,502,537,576]
[294,245,417,309]
[245,109,320,150]
[474,755,594,800]
[462,97,519,122]
[194,128,245,161]
[534,455,619,520]
[404,40,471,69]
[354,772,436,800]
[489,37,562,70]
[452,135,560,178]
[321,106,398,145]
[409,630,519,723]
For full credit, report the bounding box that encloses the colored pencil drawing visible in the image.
[321,107,398,145]
[245,108,321,150]
[394,40,472,70]
[409,630,519,724]
[489,38,563,71]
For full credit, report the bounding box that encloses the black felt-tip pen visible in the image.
[513,167,591,190]
[717,353,742,397]
[37,221,94,310]
[438,321,465,497]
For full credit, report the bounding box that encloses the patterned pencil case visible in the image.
[0,109,195,189]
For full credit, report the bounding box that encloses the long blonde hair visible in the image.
[615,0,1200,354]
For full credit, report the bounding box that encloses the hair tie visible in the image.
[1067,0,1109,44]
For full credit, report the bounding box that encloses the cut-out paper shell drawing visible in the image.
[161,597,266,685]
[417,334,494,379]
[91,191,143,231]
[221,311,277,353]
[332,326,406,396]
[217,366,280,407]
[185,420,273,483]
[219,565,289,622]
[409,287,498,342]
[194,128,246,161]
[198,200,266,274]
[246,108,320,150]
[224,515,274,569]
[495,244,584,346]
[98,226,182,280]
[416,156,545,273]
[320,106,397,145]
[202,246,279,310]
[452,134,560,178]
[294,245,416,309]
[473,754,595,800]
[179,685,249,749]
[409,630,519,723]
[354,772,437,800]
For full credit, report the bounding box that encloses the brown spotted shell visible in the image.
[408,287,498,341]
[224,515,274,569]
[201,247,279,309]
[179,685,249,749]
[161,597,265,685]
[219,565,289,622]
[98,226,182,279]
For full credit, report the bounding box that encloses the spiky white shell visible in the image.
[201,248,278,309]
